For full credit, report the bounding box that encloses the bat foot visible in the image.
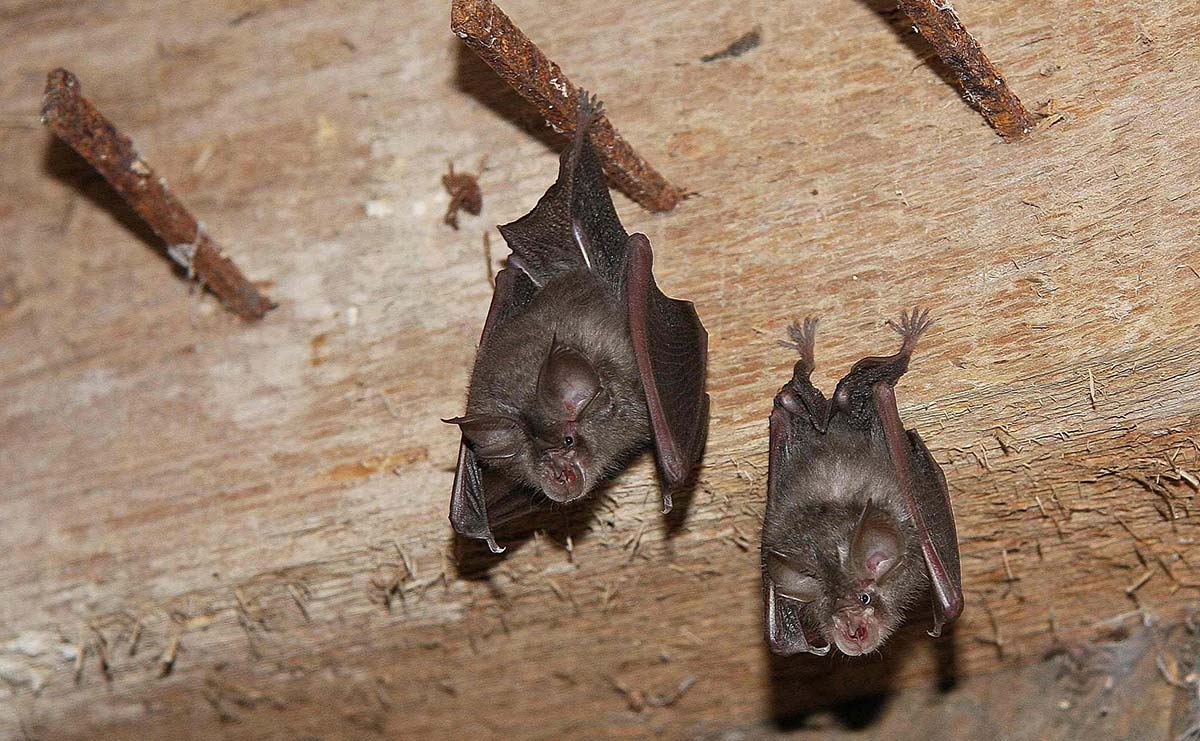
[575,89,604,129]
[885,307,934,351]
[780,317,819,371]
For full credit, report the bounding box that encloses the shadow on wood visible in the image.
[449,411,703,577]
[452,41,562,153]
[41,134,165,255]
[764,604,960,728]
[451,476,610,579]
[854,0,962,97]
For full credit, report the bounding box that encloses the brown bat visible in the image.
[445,93,709,553]
[761,309,962,656]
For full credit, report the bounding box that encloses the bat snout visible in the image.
[542,454,588,503]
[832,612,875,656]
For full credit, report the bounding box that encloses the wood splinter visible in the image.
[41,68,275,320]
[897,0,1036,140]
[450,0,683,212]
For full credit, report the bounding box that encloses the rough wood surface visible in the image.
[0,1,1197,738]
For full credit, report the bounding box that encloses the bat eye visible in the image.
[858,593,871,606]
[562,435,575,449]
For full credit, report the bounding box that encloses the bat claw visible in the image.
[575,89,604,128]
[780,317,819,370]
[885,306,934,351]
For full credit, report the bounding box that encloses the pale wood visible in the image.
[0,0,1197,737]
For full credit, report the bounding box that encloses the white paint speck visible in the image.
[364,200,394,218]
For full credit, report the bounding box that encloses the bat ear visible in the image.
[851,499,903,580]
[445,415,526,460]
[766,551,823,603]
[537,341,601,421]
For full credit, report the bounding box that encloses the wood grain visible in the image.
[0,1,1197,737]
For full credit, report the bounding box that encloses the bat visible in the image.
[445,93,709,553]
[761,309,962,656]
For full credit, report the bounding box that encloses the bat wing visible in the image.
[497,94,628,290]
[871,384,963,635]
[904,427,962,634]
[763,340,832,656]
[501,94,708,508]
[829,312,963,635]
[623,234,709,512]
[449,267,536,553]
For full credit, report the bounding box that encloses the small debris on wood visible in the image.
[607,674,697,712]
[647,675,697,708]
[974,599,1006,658]
[159,629,181,677]
[1035,98,1067,131]
[40,68,275,320]
[371,563,411,612]
[127,618,143,657]
[1125,568,1154,595]
[90,626,112,682]
[286,583,311,622]
[1156,651,1189,688]
[600,582,617,613]
[607,675,646,712]
[895,0,1036,139]
[482,231,495,288]
[700,27,762,62]
[451,0,684,211]
[72,628,87,684]
[376,388,401,421]
[1001,547,1020,582]
[624,519,648,563]
[443,160,484,229]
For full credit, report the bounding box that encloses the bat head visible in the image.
[526,341,603,502]
[452,339,628,504]
[767,498,917,656]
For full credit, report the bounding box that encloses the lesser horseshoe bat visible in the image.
[761,309,962,656]
[445,93,709,553]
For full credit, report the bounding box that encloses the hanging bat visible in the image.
[444,93,709,553]
[761,309,962,656]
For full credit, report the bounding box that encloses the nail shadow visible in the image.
[42,135,163,250]
[40,134,194,281]
[854,0,963,97]
[452,41,562,153]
